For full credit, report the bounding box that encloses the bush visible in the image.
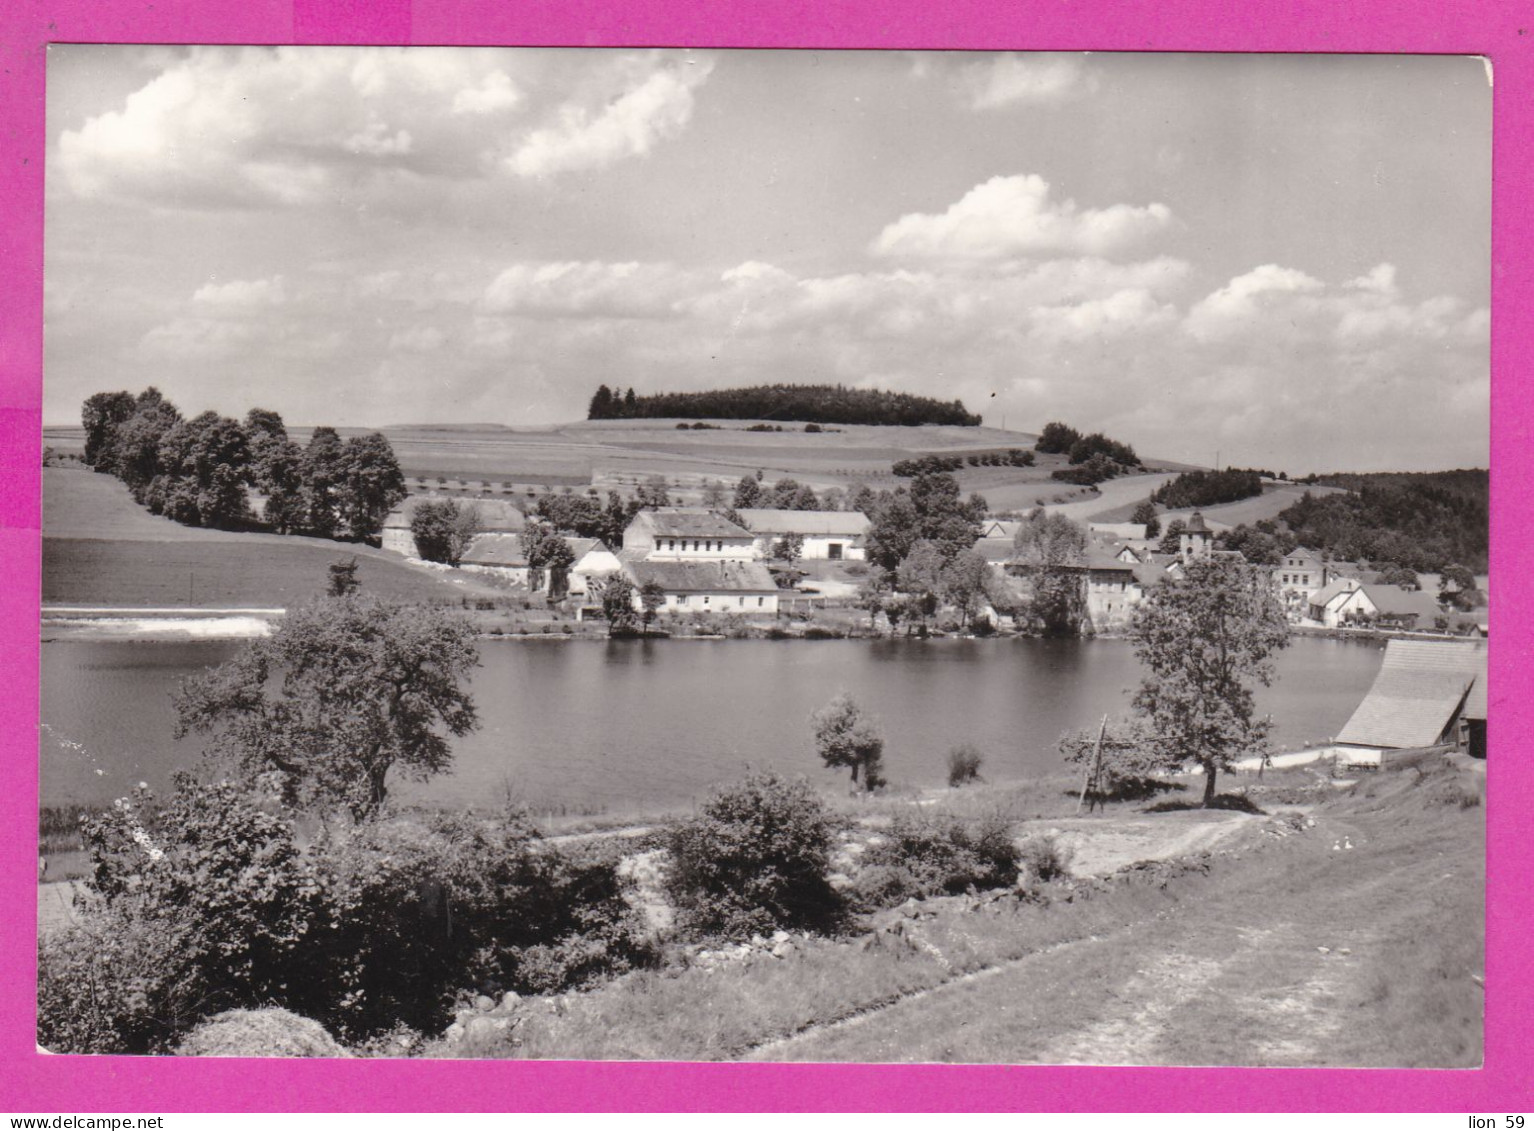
[666,772,844,940]
[946,743,985,787]
[851,811,1020,910]
[39,777,655,1053]
[1016,834,1073,884]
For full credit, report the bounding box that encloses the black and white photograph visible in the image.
[38,46,1488,1065]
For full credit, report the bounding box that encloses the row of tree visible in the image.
[80,389,406,541]
[586,383,982,426]
[1150,469,1265,511]
[1034,421,1141,468]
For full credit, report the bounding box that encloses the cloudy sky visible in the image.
[44,47,1489,472]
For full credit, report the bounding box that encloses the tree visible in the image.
[639,580,666,631]
[1157,518,1187,556]
[733,475,763,510]
[338,433,407,541]
[1035,421,1081,454]
[1438,563,1481,610]
[587,384,615,420]
[1130,501,1158,530]
[1128,557,1290,807]
[665,772,842,939]
[112,388,183,491]
[80,391,137,471]
[1059,719,1163,809]
[855,572,892,632]
[940,547,992,628]
[1376,564,1421,590]
[600,575,640,635]
[790,484,821,511]
[1012,509,1088,636]
[895,539,945,629]
[173,591,480,821]
[327,557,360,597]
[524,523,576,596]
[410,498,480,565]
[636,474,671,509]
[810,692,885,790]
[946,743,984,787]
[299,427,348,538]
[701,479,728,508]
[769,533,804,564]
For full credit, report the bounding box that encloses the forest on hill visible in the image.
[586,383,982,427]
[1280,469,1489,573]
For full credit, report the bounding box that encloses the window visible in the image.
[757,597,764,607]
[667,539,675,551]
[828,542,843,560]
[678,595,688,606]
[703,595,710,605]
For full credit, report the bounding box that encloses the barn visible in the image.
[1334,639,1487,764]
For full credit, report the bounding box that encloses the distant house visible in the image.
[622,508,756,562]
[978,519,1020,541]
[568,541,623,598]
[1178,511,1215,561]
[1274,551,1330,612]
[735,509,870,561]
[971,537,1018,575]
[381,495,524,557]
[460,532,602,594]
[1360,584,1442,630]
[1335,639,1487,762]
[1070,546,1146,631]
[620,555,780,617]
[1307,578,1377,627]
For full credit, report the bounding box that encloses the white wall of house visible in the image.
[569,548,623,596]
[636,590,780,616]
[754,533,864,561]
[382,527,415,556]
[1315,588,1378,627]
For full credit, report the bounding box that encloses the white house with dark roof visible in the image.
[460,532,606,594]
[568,541,623,598]
[1307,578,1377,627]
[620,554,780,617]
[1274,550,1330,613]
[735,509,870,561]
[622,508,757,562]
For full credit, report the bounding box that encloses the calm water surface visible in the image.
[40,636,1384,816]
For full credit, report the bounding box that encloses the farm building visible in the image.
[735,509,870,561]
[1333,639,1487,764]
[459,532,601,594]
[622,508,756,562]
[568,541,623,597]
[619,555,780,617]
[1070,546,1146,631]
[382,496,524,557]
[1307,578,1377,627]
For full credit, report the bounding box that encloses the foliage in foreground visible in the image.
[38,776,653,1054]
[666,772,844,940]
[850,810,1022,910]
[173,591,480,820]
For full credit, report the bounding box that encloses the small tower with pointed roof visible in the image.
[1179,511,1213,562]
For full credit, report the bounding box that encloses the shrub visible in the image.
[1016,834,1073,884]
[852,811,1020,910]
[666,772,844,940]
[946,743,985,787]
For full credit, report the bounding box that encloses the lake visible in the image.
[40,635,1385,816]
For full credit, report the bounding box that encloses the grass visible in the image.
[42,538,479,608]
[426,760,1482,1066]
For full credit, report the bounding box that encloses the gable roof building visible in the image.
[1335,639,1486,751]
[622,507,757,562]
[382,495,525,556]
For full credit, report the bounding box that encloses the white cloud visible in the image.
[192,275,287,308]
[872,175,1173,262]
[1183,263,1324,341]
[507,55,713,178]
[961,54,1098,110]
[480,260,698,318]
[57,48,708,209]
[452,70,522,115]
[1029,289,1177,342]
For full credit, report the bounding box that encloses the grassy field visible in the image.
[432,760,1483,1066]
[42,468,502,608]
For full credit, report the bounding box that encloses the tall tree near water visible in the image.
[173,590,479,821]
[339,432,407,541]
[810,693,885,790]
[1128,557,1290,807]
[1012,509,1088,636]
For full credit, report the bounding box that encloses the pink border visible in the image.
[1,0,1524,1112]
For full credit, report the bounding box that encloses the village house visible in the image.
[568,541,623,598]
[381,495,524,557]
[1070,546,1146,631]
[1332,638,1487,765]
[459,532,604,595]
[619,556,781,617]
[1088,521,1148,542]
[977,519,1020,541]
[734,509,870,561]
[1274,550,1331,613]
[622,508,757,562]
[1307,578,1378,627]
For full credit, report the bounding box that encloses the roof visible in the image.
[1185,512,1211,534]
[622,557,780,595]
[1309,579,1364,610]
[630,508,752,539]
[735,509,871,536]
[461,532,599,568]
[1463,651,1489,722]
[1282,550,1324,568]
[460,532,528,567]
[385,495,524,532]
[972,537,1018,564]
[1360,585,1441,620]
[1336,639,1486,748]
[1089,522,1148,540]
[980,519,1021,539]
[1073,546,1138,572]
